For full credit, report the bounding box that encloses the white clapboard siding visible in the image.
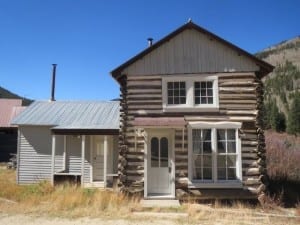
[18,126,52,184]
[123,29,259,76]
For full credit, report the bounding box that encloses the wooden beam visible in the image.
[104,135,108,187]
[81,135,85,187]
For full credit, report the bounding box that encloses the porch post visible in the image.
[51,134,56,186]
[63,135,66,171]
[81,135,86,187]
[103,135,108,187]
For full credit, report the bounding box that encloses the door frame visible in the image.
[90,135,109,186]
[144,129,175,199]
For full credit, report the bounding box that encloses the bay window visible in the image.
[188,122,242,188]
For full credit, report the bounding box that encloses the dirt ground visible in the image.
[0,213,184,225]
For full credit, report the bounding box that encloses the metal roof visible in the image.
[0,99,26,128]
[12,101,120,130]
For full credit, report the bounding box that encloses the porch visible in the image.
[50,131,118,188]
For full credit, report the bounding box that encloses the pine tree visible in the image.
[287,92,300,134]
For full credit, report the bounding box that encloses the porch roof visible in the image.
[132,117,186,127]
[12,100,120,131]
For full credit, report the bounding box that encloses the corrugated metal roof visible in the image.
[12,101,120,130]
[0,99,24,128]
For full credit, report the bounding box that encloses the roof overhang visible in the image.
[132,117,186,128]
[51,128,119,135]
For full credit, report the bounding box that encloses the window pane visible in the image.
[217,155,226,167]
[217,168,226,180]
[203,129,211,141]
[180,97,186,104]
[168,90,173,96]
[200,89,206,96]
[174,98,179,104]
[168,97,173,104]
[207,82,213,88]
[203,155,212,167]
[201,82,206,89]
[207,97,213,104]
[227,141,236,153]
[151,137,159,167]
[174,90,179,97]
[180,82,185,89]
[167,82,173,89]
[180,89,186,96]
[195,97,200,104]
[201,97,207,104]
[174,82,179,89]
[227,129,236,140]
[203,142,212,153]
[203,168,212,179]
[227,155,236,167]
[217,141,226,153]
[194,155,202,167]
[194,82,200,89]
[207,89,213,96]
[160,137,168,167]
[227,168,236,180]
[195,90,200,96]
[193,168,202,180]
[217,129,225,140]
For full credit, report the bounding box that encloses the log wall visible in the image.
[117,72,267,199]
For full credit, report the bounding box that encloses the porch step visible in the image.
[140,199,181,208]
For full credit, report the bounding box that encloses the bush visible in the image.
[265,131,300,206]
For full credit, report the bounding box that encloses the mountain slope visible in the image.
[255,36,300,132]
[0,86,33,106]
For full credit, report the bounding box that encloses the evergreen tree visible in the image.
[287,92,300,134]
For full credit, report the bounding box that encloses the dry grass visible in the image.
[0,168,300,224]
[183,200,300,225]
[0,168,140,218]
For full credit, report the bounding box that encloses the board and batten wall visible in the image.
[17,126,92,184]
[118,72,267,199]
[122,28,259,76]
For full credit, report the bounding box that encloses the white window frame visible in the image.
[162,75,219,112]
[188,121,242,188]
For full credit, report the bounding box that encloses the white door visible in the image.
[148,131,172,195]
[92,136,104,181]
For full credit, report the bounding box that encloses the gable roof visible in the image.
[0,99,26,128]
[111,21,274,80]
[12,101,120,130]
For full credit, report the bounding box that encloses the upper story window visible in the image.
[167,81,186,105]
[194,81,213,104]
[162,75,219,112]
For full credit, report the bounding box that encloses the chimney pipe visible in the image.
[147,38,153,47]
[50,64,57,101]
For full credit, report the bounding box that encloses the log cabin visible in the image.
[111,21,274,200]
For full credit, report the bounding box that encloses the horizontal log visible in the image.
[219,81,258,86]
[219,94,257,99]
[127,89,162,94]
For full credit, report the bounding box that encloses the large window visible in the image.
[163,75,218,111]
[188,122,242,188]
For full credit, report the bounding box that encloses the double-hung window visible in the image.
[162,75,218,111]
[188,122,242,188]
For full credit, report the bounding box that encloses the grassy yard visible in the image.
[0,167,299,224]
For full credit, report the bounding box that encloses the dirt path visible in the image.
[0,213,185,225]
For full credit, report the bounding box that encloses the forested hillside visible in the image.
[256,36,300,134]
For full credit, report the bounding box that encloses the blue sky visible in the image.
[0,0,299,101]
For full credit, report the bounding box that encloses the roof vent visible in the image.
[147,37,153,47]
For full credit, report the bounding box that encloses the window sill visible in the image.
[188,181,243,189]
[163,106,219,113]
